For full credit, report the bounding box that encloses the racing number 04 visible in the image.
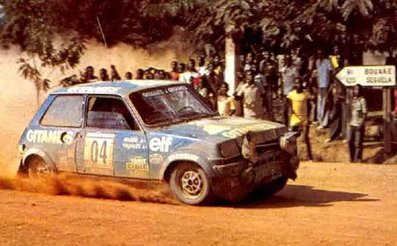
[90,140,108,164]
[84,133,115,167]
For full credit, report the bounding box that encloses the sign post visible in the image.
[336,65,396,155]
[336,65,396,87]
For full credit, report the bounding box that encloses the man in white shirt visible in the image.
[235,70,264,119]
[179,58,199,84]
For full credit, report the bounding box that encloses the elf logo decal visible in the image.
[149,137,172,153]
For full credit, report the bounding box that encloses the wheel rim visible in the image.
[180,170,204,199]
[29,160,52,177]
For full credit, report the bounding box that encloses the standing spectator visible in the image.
[135,69,144,80]
[389,54,397,116]
[217,82,236,116]
[124,72,132,80]
[243,52,256,72]
[280,54,299,126]
[329,45,343,70]
[125,72,133,80]
[178,63,186,74]
[196,77,209,98]
[348,85,367,163]
[234,70,264,119]
[291,47,304,75]
[212,54,223,77]
[197,55,208,76]
[143,69,154,79]
[99,68,110,81]
[179,59,199,84]
[253,66,267,118]
[205,63,220,96]
[260,51,278,97]
[325,82,345,142]
[169,61,180,80]
[81,66,98,83]
[110,65,121,81]
[316,49,333,129]
[287,77,313,160]
[234,69,245,117]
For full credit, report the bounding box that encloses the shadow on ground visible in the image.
[222,184,379,209]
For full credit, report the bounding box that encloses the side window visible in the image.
[86,97,137,130]
[41,95,83,127]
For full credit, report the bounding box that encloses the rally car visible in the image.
[18,80,299,205]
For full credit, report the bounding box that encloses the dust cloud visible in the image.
[0,173,176,204]
[0,38,191,175]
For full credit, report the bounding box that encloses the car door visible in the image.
[37,94,84,172]
[76,95,150,178]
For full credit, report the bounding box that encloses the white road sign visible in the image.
[336,65,396,87]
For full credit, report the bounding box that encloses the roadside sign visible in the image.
[336,65,396,87]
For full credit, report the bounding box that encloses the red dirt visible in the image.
[0,162,396,246]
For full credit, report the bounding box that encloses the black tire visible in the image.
[169,163,213,205]
[22,157,54,178]
[254,176,288,198]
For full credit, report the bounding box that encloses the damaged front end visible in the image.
[212,129,300,202]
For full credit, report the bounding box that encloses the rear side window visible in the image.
[41,95,83,127]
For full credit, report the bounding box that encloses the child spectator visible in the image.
[348,85,367,163]
[217,82,236,116]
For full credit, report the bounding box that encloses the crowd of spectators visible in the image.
[71,48,397,162]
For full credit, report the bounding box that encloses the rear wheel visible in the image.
[20,157,54,178]
[169,163,213,205]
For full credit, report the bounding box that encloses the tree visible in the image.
[0,0,86,106]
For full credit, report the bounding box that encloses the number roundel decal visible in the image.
[84,133,114,168]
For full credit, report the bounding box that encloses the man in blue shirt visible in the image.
[316,49,333,128]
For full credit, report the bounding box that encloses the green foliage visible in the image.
[1,0,397,61]
[0,0,86,106]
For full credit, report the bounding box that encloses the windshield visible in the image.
[129,84,216,126]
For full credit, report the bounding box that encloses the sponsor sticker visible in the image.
[26,129,74,145]
[125,156,149,172]
[149,153,164,165]
[122,137,147,150]
[149,137,173,153]
[67,86,120,94]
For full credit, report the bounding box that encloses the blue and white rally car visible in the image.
[18,80,299,205]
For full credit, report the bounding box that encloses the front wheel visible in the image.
[169,163,213,205]
[254,176,288,198]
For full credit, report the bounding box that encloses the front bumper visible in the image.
[211,151,299,201]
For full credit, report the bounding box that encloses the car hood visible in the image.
[156,116,287,143]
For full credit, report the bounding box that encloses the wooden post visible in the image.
[383,88,393,155]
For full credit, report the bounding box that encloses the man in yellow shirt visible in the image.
[287,77,313,160]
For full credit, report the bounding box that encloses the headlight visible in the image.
[218,140,240,158]
[280,133,297,155]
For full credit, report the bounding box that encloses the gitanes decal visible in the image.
[26,130,73,145]
[149,137,173,153]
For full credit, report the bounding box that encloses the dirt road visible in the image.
[0,162,396,246]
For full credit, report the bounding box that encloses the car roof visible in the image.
[51,80,185,96]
